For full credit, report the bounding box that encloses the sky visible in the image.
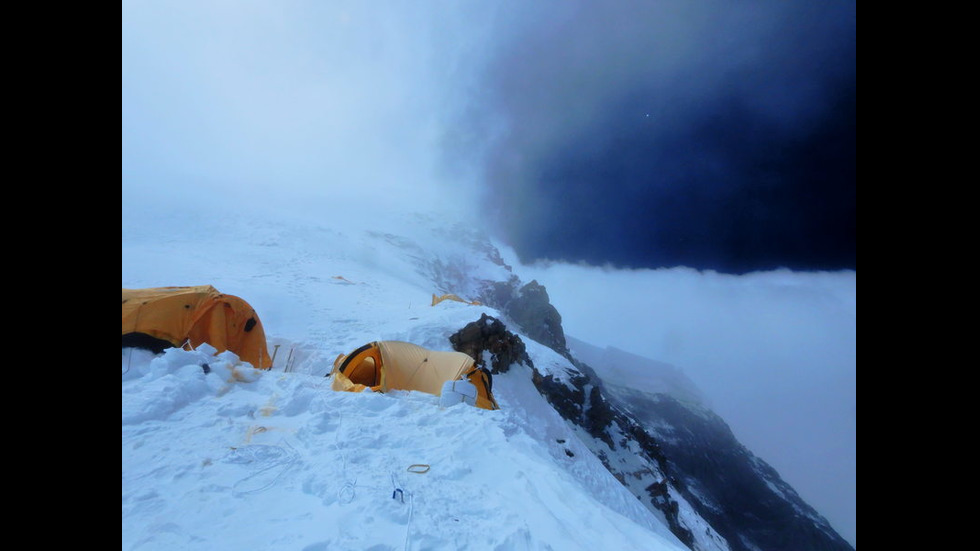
[123,1,855,546]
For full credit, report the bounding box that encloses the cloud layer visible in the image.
[122,0,496,217]
[507,254,856,546]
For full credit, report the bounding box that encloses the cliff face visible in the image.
[606,385,854,551]
[472,275,853,551]
[448,312,721,551]
[406,223,851,551]
[482,277,568,355]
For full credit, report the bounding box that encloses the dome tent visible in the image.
[121,285,273,370]
[329,340,499,410]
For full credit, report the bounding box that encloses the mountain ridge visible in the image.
[122,204,853,550]
[413,218,854,551]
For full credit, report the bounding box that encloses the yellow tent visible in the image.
[431,293,481,306]
[121,285,273,370]
[329,341,499,410]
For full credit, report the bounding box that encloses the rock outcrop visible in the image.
[448,312,532,374]
[480,277,568,355]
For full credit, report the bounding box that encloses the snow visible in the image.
[122,200,691,551]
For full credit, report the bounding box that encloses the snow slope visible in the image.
[122,198,692,551]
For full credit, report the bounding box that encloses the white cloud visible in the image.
[499,245,856,545]
[122,0,493,216]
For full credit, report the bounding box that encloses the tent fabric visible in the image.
[122,285,273,370]
[431,293,481,306]
[330,341,499,410]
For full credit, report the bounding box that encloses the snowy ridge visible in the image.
[122,200,851,551]
[121,329,688,550]
[122,202,695,550]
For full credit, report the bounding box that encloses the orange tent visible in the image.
[122,285,273,370]
[329,341,499,410]
[431,293,481,306]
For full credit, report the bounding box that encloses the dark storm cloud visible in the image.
[463,1,856,274]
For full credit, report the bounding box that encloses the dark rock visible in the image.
[610,389,855,551]
[531,370,586,422]
[480,278,568,355]
[448,313,532,374]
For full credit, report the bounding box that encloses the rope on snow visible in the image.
[231,439,299,496]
